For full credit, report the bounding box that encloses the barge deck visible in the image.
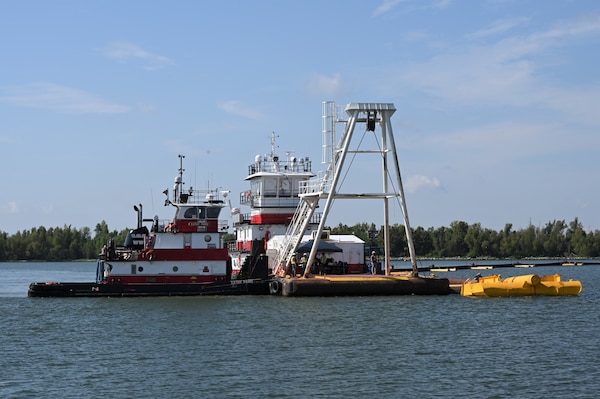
[270,273,464,297]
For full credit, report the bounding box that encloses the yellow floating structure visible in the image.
[460,274,582,297]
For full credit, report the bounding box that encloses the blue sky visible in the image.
[1,0,599,235]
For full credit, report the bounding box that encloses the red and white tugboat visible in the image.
[28,155,269,297]
[229,132,318,278]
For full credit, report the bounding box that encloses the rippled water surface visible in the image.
[1,262,599,398]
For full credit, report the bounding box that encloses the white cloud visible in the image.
[405,174,441,193]
[307,72,343,98]
[397,12,600,124]
[217,100,263,120]
[0,82,129,114]
[535,12,600,40]
[100,41,174,71]
[373,0,451,17]
[372,0,406,17]
[468,17,530,39]
[3,201,18,214]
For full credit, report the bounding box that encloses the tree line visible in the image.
[0,217,598,261]
[0,221,128,262]
[330,217,600,259]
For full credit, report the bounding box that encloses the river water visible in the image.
[1,261,599,398]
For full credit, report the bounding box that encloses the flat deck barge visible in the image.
[270,273,463,297]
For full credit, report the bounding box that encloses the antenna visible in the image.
[270,131,279,159]
[173,154,186,203]
[178,154,185,179]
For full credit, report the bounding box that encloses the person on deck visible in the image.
[319,253,328,275]
[290,254,298,277]
[300,253,308,275]
[370,251,378,275]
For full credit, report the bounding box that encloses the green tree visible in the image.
[389,224,407,257]
[413,226,433,256]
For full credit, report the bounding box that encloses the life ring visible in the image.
[269,279,282,295]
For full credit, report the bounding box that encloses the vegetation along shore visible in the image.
[1,217,597,262]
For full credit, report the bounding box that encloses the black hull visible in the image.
[276,276,454,297]
[28,280,270,298]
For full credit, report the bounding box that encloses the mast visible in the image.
[173,154,185,203]
[270,131,278,160]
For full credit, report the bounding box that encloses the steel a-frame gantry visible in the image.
[285,102,419,277]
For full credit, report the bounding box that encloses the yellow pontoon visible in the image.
[460,274,582,297]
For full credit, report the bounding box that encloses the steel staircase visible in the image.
[273,168,336,275]
[272,193,320,275]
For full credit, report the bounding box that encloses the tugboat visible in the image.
[228,132,319,278]
[28,155,269,297]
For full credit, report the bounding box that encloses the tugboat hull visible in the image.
[28,280,270,297]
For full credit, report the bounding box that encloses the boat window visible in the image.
[250,180,262,198]
[278,178,291,197]
[264,178,277,197]
[292,179,302,196]
[206,207,221,219]
[183,207,198,219]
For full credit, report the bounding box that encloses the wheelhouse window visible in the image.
[279,178,291,197]
[183,207,198,218]
[264,178,277,197]
[182,206,205,219]
[206,206,221,219]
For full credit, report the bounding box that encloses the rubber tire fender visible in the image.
[269,279,281,295]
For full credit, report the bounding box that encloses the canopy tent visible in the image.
[296,240,343,254]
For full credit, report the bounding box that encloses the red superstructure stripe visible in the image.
[106,275,227,284]
[142,248,228,261]
[250,213,293,224]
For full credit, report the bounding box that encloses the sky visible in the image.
[1,0,600,236]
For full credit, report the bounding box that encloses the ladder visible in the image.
[273,151,338,276]
[272,193,319,275]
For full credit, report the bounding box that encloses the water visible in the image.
[1,261,600,398]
